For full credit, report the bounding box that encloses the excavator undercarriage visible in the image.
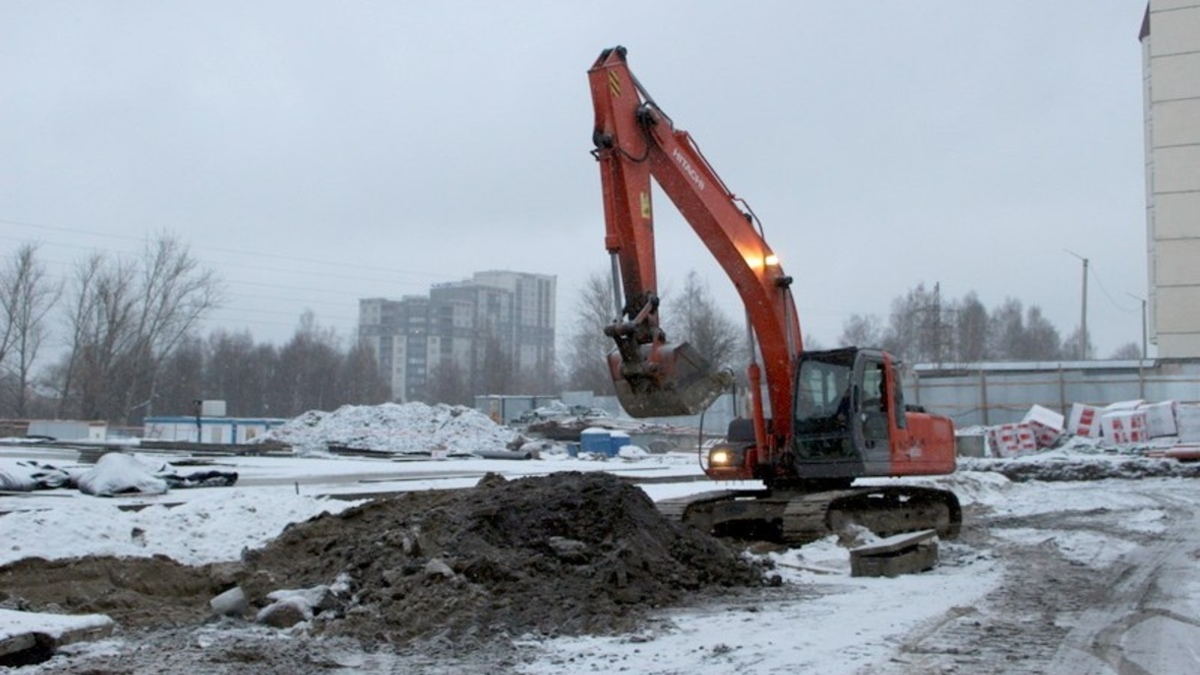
[656,485,962,546]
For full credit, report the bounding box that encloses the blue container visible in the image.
[579,429,611,455]
[608,431,631,457]
[566,442,581,457]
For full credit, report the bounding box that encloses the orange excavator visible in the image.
[588,46,961,545]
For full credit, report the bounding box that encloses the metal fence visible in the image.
[909,359,1200,428]
[497,359,1200,439]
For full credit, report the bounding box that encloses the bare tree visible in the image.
[1110,341,1142,360]
[1022,306,1063,360]
[52,235,222,422]
[338,337,391,405]
[838,313,885,348]
[563,270,619,393]
[883,283,938,362]
[514,352,559,395]
[57,253,139,419]
[953,293,989,363]
[202,329,279,416]
[273,310,342,415]
[153,335,205,416]
[121,234,223,419]
[472,331,514,396]
[663,270,741,371]
[425,359,471,406]
[987,298,1025,360]
[0,244,60,416]
[1062,327,1094,362]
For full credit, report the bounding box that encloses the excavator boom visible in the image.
[589,47,800,460]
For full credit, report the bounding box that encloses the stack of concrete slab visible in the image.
[1140,400,1178,438]
[1067,403,1102,438]
[987,423,1038,457]
[1022,405,1065,448]
[1177,403,1200,443]
[1064,399,1193,448]
[986,398,1200,456]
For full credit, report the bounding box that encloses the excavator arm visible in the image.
[588,46,802,466]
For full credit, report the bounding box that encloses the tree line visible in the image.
[1,236,1143,425]
[838,282,1140,365]
[0,237,391,424]
[559,273,1143,395]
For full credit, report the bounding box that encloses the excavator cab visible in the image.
[792,348,899,476]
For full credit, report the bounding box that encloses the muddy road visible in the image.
[884,480,1200,674]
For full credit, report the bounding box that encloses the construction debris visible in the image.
[0,609,114,667]
[979,398,1200,458]
[849,530,938,578]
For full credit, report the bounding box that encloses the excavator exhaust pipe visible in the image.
[608,342,734,418]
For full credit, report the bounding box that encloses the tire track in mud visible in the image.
[877,483,1200,674]
[1043,486,1200,675]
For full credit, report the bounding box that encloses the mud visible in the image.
[0,472,764,656]
[0,556,239,629]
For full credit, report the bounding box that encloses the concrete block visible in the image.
[1022,405,1064,448]
[987,423,1038,457]
[1067,403,1102,438]
[850,530,938,578]
[1139,401,1178,438]
[1100,410,1149,445]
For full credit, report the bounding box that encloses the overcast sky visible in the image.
[0,1,1151,359]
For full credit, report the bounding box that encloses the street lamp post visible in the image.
[1065,250,1089,360]
[1128,293,1147,358]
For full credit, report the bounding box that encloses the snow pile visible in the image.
[0,608,114,644]
[0,490,363,566]
[76,453,168,496]
[258,402,519,456]
[0,459,71,491]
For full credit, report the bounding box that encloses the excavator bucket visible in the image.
[608,342,734,418]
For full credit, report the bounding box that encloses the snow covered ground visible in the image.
[2,442,1199,674]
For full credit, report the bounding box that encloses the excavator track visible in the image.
[657,485,961,547]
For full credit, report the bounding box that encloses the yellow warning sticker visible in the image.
[608,70,621,98]
[640,191,651,219]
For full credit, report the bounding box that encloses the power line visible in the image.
[1087,261,1140,314]
[0,216,456,280]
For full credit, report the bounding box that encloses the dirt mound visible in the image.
[240,471,764,645]
[0,555,238,628]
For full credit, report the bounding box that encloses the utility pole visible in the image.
[932,282,942,367]
[1065,251,1089,359]
[1128,292,1147,358]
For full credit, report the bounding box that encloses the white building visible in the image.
[1141,1,1200,357]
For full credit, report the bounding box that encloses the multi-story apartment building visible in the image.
[358,295,431,402]
[359,271,556,401]
[1141,1,1200,357]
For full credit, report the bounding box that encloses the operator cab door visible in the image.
[853,353,893,475]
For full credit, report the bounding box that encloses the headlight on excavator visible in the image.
[707,445,743,467]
